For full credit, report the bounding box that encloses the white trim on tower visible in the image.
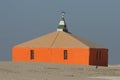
[59,20,65,25]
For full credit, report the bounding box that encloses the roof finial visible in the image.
[61,11,65,18]
[57,11,68,32]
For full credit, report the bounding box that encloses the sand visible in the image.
[0,62,120,80]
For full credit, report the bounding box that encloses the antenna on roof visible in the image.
[61,11,65,18]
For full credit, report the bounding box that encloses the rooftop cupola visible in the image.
[57,12,68,32]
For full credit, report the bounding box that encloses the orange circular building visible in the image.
[12,12,108,66]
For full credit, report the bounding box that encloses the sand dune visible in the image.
[0,62,120,80]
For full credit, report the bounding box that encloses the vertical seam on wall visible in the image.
[89,48,90,65]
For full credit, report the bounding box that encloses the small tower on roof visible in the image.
[57,12,68,32]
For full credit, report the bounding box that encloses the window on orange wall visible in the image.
[30,50,34,60]
[64,50,68,60]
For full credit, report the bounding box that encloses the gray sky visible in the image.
[0,0,120,64]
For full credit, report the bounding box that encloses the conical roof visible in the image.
[15,31,105,48]
[14,12,106,48]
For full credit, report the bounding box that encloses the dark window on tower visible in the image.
[30,50,34,60]
[64,50,68,60]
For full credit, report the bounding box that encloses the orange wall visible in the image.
[12,47,90,65]
[12,47,108,66]
[89,48,108,66]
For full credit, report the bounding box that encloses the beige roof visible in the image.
[14,31,105,48]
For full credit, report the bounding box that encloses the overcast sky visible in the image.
[0,0,120,64]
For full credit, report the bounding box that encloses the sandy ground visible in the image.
[0,62,120,80]
[91,76,120,80]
